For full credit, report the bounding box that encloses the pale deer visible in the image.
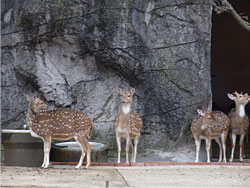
[191,109,230,163]
[114,88,143,163]
[25,95,93,169]
[227,92,250,162]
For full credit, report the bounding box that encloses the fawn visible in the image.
[191,109,230,162]
[25,95,93,169]
[114,88,143,163]
[227,92,250,162]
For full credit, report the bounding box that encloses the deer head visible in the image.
[26,95,48,113]
[117,88,135,103]
[197,109,216,129]
[227,91,250,106]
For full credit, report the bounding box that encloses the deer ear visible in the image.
[227,93,235,101]
[117,88,123,95]
[25,95,32,101]
[131,88,135,95]
[247,94,250,102]
[197,109,204,116]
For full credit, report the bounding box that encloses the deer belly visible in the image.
[231,127,247,135]
[51,129,75,140]
[30,128,43,139]
[52,135,73,141]
[116,127,129,138]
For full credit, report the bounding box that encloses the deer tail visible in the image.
[87,121,94,139]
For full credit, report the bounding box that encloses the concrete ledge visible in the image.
[51,161,250,167]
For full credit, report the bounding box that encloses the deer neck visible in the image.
[121,103,131,115]
[236,104,246,118]
[26,107,37,128]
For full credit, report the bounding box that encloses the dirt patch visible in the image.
[1,165,250,187]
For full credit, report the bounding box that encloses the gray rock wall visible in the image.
[1,0,212,149]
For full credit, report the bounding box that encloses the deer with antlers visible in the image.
[191,108,230,163]
[25,95,93,169]
[227,91,250,162]
[114,88,143,163]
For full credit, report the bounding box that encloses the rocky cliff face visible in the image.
[1,0,212,149]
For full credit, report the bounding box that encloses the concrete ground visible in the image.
[1,165,250,187]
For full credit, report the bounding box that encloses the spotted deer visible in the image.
[25,95,93,169]
[227,92,250,162]
[191,109,230,163]
[114,88,143,163]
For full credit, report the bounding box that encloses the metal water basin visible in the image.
[54,141,106,151]
[51,141,108,162]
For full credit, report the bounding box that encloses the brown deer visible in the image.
[114,88,143,163]
[25,95,93,169]
[227,92,250,162]
[191,109,230,162]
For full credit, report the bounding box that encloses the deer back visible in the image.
[191,111,230,138]
[30,109,93,139]
[129,112,143,138]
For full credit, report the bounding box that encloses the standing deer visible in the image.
[191,109,230,163]
[114,88,143,163]
[25,95,93,169]
[227,92,250,162]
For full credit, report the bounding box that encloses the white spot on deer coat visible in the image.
[239,105,245,117]
[122,104,131,114]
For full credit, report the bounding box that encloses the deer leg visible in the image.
[205,138,211,163]
[242,132,246,158]
[239,133,246,162]
[116,133,121,163]
[84,138,91,168]
[133,136,139,163]
[41,138,46,168]
[215,138,222,163]
[43,137,51,169]
[75,136,87,169]
[243,142,246,158]
[229,133,236,162]
[131,139,134,163]
[194,137,201,162]
[125,136,130,164]
[221,133,227,163]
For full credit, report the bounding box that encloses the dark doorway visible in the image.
[211,0,250,160]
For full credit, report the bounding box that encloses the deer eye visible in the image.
[128,94,131,97]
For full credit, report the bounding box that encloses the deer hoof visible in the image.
[75,165,81,169]
[44,164,49,169]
